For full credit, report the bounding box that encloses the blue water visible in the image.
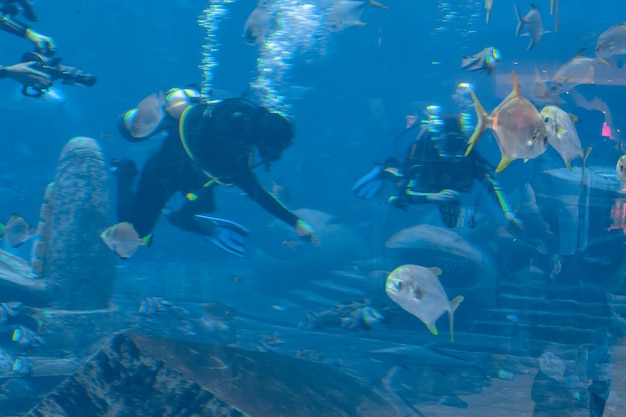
[1,1,626,416]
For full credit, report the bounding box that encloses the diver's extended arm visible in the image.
[0,61,51,88]
[1,13,55,53]
[483,172,523,228]
[235,170,318,244]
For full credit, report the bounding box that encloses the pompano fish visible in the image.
[550,0,559,32]
[0,214,35,248]
[485,0,494,24]
[596,22,626,60]
[617,155,626,192]
[242,2,274,46]
[100,222,153,260]
[540,105,592,186]
[465,71,549,172]
[514,3,548,50]
[326,0,388,32]
[550,49,609,94]
[385,264,463,343]
[461,46,501,75]
[532,67,561,104]
[129,93,166,138]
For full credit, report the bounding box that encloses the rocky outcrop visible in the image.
[0,136,115,310]
[26,333,396,417]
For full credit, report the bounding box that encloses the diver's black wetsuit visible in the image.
[400,134,492,195]
[117,99,298,237]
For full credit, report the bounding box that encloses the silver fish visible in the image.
[596,22,626,60]
[100,222,152,260]
[514,3,548,50]
[0,214,35,248]
[129,92,166,138]
[550,49,609,94]
[242,2,274,46]
[617,155,626,192]
[461,46,501,75]
[550,0,559,32]
[326,0,388,32]
[532,66,562,104]
[466,71,548,172]
[385,264,463,342]
[485,0,493,23]
[540,105,592,186]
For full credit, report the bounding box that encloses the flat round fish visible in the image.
[492,83,548,163]
[385,264,463,342]
[540,105,589,169]
[467,71,548,172]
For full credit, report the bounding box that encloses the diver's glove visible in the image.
[192,214,250,257]
[426,189,461,203]
[25,29,55,55]
[1,61,51,89]
[295,219,320,246]
[352,158,402,199]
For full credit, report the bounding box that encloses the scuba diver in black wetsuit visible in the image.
[353,110,523,229]
[0,0,55,89]
[110,87,318,257]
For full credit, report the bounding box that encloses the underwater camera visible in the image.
[20,51,97,97]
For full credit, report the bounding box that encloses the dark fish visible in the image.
[203,302,237,320]
[0,214,35,248]
[461,47,501,75]
[100,222,152,259]
[0,302,23,325]
[138,296,172,315]
[340,306,384,330]
[12,326,45,348]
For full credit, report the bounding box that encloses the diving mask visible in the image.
[432,132,467,160]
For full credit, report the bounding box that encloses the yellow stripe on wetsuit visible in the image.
[179,105,233,187]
